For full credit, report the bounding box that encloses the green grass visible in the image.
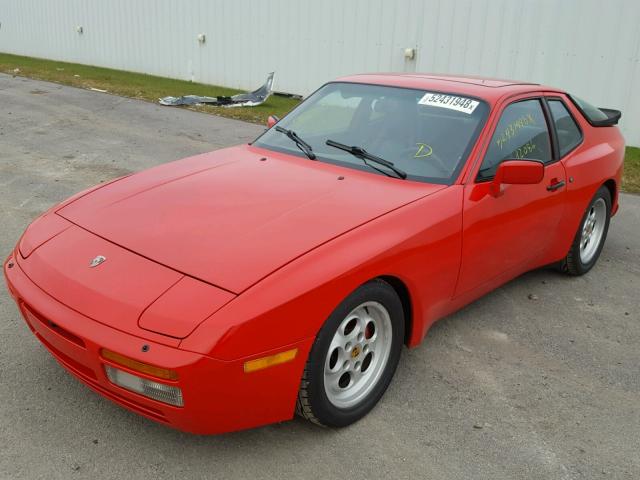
[0,52,300,124]
[623,147,640,194]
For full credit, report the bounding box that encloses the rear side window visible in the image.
[478,99,552,180]
[548,100,582,156]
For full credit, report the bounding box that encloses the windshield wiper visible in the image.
[325,139,407,179]
[275,126,316,160]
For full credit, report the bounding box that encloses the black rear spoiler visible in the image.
[592,108,622,127]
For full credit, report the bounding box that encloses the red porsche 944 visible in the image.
[4,74,624,434]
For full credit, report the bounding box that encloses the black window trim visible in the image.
[544,96,584,159]
[540,97,559,162]
[476,96,555,182]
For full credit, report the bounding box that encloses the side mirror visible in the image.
[267,115,280,129]
[490,159,544,196]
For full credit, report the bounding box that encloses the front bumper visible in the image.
[4,253,312,434]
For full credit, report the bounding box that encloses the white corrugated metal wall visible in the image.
[1,0,639,145]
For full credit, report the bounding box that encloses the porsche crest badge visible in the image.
[89,255,107,268]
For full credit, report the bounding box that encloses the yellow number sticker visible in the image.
[415,143,433,158]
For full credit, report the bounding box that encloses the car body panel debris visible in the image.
[159,72,274,107]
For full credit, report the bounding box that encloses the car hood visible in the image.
[58,145,445,293]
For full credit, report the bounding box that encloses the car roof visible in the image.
[335,73,563,104]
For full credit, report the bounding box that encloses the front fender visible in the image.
[180,186,463,360]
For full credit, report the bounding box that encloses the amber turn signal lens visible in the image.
[244,348,298,373]
[100,348,179,381]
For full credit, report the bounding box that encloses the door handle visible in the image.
[547,180,566,192]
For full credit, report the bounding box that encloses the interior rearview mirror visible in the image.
[490,159,544,196]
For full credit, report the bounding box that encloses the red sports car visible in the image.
[4,74,624,434]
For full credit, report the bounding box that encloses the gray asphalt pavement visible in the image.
[1,74,638,480]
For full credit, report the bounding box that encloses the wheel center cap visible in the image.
[351,346,361,358]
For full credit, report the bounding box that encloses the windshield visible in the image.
[254,82,489,184]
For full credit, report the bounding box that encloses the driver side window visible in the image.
[478,99,552,180]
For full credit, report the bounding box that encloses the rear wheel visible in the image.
[296,279,404,427]
[562,186,611,275]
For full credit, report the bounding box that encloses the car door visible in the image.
[455,95,567,296]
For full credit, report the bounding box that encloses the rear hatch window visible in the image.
[569,95,621,127]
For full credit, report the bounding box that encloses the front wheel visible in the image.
[562,186,611,275]
[296,279,404,427]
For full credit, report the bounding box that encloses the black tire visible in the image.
[296,279,404,427]
[562,186,611,276]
